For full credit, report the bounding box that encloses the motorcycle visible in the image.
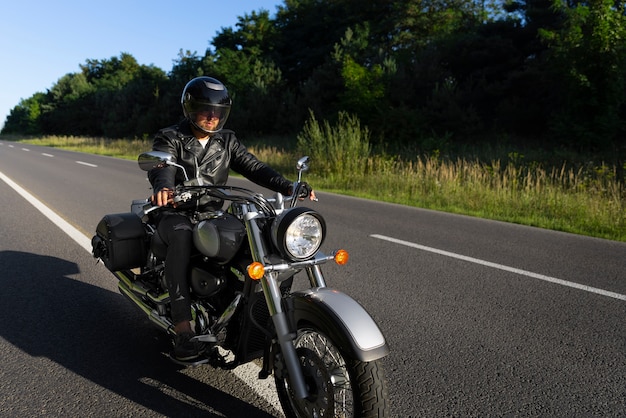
[92,151,390,417]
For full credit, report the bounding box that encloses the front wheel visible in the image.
[274,327,390,417]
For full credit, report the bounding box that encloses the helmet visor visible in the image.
[186,102,231,133]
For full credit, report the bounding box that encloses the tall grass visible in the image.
[4,130,625,242]
[291,113,625,242]
[326,155,625,241]
[296,110,371,178]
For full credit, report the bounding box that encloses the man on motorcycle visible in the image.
[149,76,299,362]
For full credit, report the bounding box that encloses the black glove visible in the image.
[296,182,312,199]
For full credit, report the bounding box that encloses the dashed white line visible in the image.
[42,153,54,157]
[371,234,626,301]
[76,161,97,167]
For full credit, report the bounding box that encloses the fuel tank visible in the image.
[192,213,246,263]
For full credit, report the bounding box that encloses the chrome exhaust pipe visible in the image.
[117,277,174,335]
[116,270,170,305]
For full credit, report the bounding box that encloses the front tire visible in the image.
[274,327,389,417]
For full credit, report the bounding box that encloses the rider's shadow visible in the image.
[0,251,279,417]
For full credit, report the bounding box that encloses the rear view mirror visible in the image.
[138,151,174,171]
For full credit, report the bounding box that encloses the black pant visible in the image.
[156,213,194,324]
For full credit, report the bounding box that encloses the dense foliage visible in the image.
[3,0,625,174]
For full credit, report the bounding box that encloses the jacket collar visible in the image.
[178,120,198,148]
[179,119,224,146]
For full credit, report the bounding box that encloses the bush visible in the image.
[296,110,371,178]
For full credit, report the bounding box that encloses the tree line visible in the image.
[2,0,625,168]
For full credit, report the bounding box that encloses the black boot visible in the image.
[171,332,206,362]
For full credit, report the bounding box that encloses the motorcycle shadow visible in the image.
[0,250,280,418]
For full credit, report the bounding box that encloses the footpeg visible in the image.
[169,354,210,367]
[192,334,217,343]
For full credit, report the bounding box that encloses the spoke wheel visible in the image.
[275,327,388,417]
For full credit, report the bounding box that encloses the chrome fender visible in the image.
[287,287,390,362]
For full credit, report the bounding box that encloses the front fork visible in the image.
[244,210,313,400]
[261,271,309,399]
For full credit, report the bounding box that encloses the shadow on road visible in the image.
[0,250,278,417]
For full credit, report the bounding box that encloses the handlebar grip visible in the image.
[297,182,312,199]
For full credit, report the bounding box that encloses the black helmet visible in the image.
[181,76,232,134]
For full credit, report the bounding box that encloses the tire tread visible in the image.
[352,359,390,417]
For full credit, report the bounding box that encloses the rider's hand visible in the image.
[151,187,175,207]
[292,182,317,201]
[301,185,317,201]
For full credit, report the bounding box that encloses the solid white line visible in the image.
[76,161,97,167]
[371,234,626,301]
[0,170,283,413]
[0,171,92,252]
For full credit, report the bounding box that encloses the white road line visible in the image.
[21,148,30,151]
[371,234,626,301]
[0,171,92,252]
[42,153,54,157]
[76,161,97,167]
[0,170,283,413]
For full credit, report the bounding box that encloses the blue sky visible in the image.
[0,0,282,130]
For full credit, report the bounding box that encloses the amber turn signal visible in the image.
[334,249,349,265]
[247,262,265,280]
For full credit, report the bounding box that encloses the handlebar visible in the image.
[145,182,316,217]
[138,152,316,212]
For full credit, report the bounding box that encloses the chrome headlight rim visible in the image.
[271,207,326,261]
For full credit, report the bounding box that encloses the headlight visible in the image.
[271,207,326,261]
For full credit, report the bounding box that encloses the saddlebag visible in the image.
[92,212,147,271]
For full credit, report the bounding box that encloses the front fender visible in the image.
[287,287,390,362]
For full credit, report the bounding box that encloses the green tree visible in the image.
[540,0,626,151]
[212,10,277,57]
[272,0,397,84]
[39,72,94,135]
[1,93,46,135]
[101,64,168,138]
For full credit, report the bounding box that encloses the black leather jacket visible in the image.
[148,120,292,207]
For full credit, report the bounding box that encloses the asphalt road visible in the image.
[1,140,625,417]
